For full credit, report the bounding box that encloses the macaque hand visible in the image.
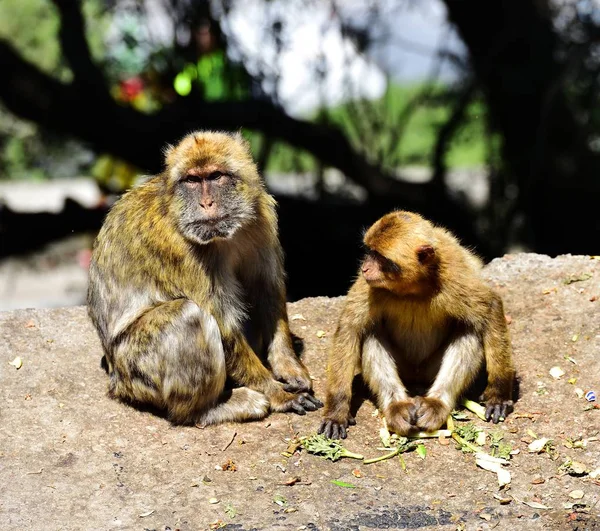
[414,396,450,433]
[385,399,418,436]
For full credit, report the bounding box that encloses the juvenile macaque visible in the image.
[88,131,321,425]
[319,211,514,438]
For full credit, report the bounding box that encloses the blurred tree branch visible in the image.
[0,0,433,206]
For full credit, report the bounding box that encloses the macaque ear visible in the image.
[231,130,251,152]
[417,244,436,264]
[163,144,175,167]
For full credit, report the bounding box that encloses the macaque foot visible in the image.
[484,397,513,423]
[385,399,418,436]
[269,385,322,415]
[414,396,450,432]
[318,415,356,439]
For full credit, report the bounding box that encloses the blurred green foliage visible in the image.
[0,0,488,185]
[249,83,489,175]
[0,0,109,181]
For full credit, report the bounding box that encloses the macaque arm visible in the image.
[222,328,321,414]
[412,326,483,432]
[362,335,409,409]
[426,326,483,409]
[481,294,515,422]
[319,305,366,438]
[243,248,313,392]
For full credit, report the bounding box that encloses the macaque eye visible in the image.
[207,171,224,181]
[382,259,401,274]
[182,174,202,183]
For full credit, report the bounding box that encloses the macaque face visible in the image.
[361,248,401,288]
[167,133,260,245]
[175,163,254,244]
[362,211,438,296]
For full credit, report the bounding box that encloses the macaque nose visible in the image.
[361,265,370,274]
[200,198,214,209]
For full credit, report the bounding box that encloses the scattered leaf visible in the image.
[493,494,512,505]
[531,476,545,485]
[568,378,577,384]
[549,366,565,379]
[138,510,154,518]
[330,480,358,488]
[220,459,237,472]
[416,444,427,460]
[518,499,552,510]
[568,461,588,476]
[475,431,487,446]
[273,494,287,506]
[8,357,22,370]
[572,334,579,342]
[290,313,306,321]
[479,513,492,521]
[528,437,552,453]
[208,498,220,504]
[282,477,301,486]
[589,468,600,479]
[563,273,592,285]
[224,503,237,519]
[351,469,363,478]
[209,520,226,530]
[301,434,363,461]
[316,330,326,338]
[569,490,585,500]
[575,388,585,398]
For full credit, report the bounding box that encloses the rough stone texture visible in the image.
[1,254,600,531]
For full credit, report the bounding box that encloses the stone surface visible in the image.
[1,254,599,531]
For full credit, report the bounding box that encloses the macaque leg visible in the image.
[417,329,483,432]
[109,299,269,425]
[482,295,515,423]
[362,336,417,436]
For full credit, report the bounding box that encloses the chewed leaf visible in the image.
[528,437,551,453]
[521,500,552,510]
[331,480,358,488]
[497,468,511,487]
[8,356,22,370]
[416,444,427,460]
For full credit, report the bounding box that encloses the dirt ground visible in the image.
[1,253,599,531]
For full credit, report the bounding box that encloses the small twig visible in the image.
[363,447,401,465]
[221,431,237,452]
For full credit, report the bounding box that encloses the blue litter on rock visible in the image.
[585,391,596,402]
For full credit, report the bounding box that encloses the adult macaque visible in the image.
[319,211,514,438]
[88,131,321,425]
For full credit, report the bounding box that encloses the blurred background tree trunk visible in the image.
[444,0,600,254]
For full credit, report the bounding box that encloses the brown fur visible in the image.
[88,131,321,425]
[319,210,515,438]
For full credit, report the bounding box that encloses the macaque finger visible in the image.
[290,401,307,415]
[303,394,323,409]
[331,423,340,440]
[485,405,495,422]
[283,379,311,393]
[339,424,347,439]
